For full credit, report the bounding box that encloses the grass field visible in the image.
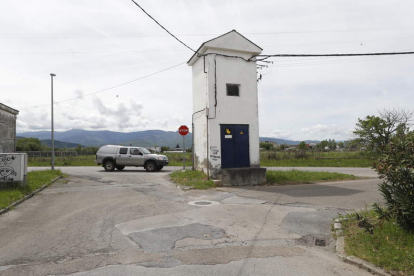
[0,170,63,210]
[170,169,358,189]
[27,151,372,168]
[266,170,359,185]
[260,158,371,167]
[341,210,414,275]
[28,153,193,167]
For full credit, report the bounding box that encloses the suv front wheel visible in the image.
[145,161,157,172]
[104,160,116,172]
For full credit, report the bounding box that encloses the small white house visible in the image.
[188,30,265,183]
[0,103,19,153]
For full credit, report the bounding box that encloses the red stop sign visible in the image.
[178,125,189,136]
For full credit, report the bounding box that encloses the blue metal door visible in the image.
[235,125,250,167]
[220,124,250,168]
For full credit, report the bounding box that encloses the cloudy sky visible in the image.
[1,0,414,140]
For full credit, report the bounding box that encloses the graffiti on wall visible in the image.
[0,155,17,181]
[209,146,221,161]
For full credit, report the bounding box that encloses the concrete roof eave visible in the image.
[0,103,19,115]
[187,30,263,66]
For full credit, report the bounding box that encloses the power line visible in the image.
[20,61,186,111]
[129,0,195,52]
[254,51,414,61]
[0,49,188,55]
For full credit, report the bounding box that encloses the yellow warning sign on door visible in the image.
[226,128,231,134]
[240,131,244,134]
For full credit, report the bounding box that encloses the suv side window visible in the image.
[119,148,128,154]
[130,148,141,155]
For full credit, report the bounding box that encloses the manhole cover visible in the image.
[188,200,220,207]
[194,201,212,206]
[315,239,326,247]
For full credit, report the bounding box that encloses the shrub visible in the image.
[374,132,414,231]
[295,150,308,159]
[267,152,278,160]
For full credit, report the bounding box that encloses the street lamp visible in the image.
[50,73,56,170]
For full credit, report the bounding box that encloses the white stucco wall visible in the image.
[192,56,208,172]
[205,49,260,177]
[190,31,262,178]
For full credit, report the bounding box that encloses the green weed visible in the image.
[170,170,214,189]
[341,210,414,275]
[0,170,63,209]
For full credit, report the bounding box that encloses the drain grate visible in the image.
[188,200,220,207]
[315,239,326,247]
[194,201,213,206]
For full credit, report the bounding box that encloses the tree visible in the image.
[260,142,275,151]
[279,143,288,150]
[75,145,82,154]
[298,141,307,150]
[16,138,45,151]
[328,139,337,150]
[373,131,414,231]
[318,140,329,150]
[353,108,412,153]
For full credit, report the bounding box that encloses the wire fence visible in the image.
[17,151,96,157]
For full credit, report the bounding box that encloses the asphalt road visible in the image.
[0,166,381,276]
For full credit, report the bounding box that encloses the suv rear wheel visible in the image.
[104,160,115,172]
[145,161,157,172]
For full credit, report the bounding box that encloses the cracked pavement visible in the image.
[0,166,382,275]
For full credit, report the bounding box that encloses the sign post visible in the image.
[178,125,189,170]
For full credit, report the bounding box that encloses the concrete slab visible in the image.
[115,204,305,242]
[220,195,266,205]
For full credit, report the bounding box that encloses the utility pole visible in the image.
[50,73,56,170]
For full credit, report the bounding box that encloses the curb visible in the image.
[0,176,62,216]
[334,219,391,276]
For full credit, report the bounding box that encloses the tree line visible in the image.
[16,138,99,154]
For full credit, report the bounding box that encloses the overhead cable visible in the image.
[130,0,195,52]
[253,51,414,61]
[20,61,186,111]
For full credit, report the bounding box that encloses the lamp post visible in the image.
[50,73,56,170]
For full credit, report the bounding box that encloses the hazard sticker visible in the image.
[240,131,244,134]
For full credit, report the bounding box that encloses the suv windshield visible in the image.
[140,148,150,154]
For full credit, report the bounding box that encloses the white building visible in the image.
[0,103,19,153]
[188,30,265,184]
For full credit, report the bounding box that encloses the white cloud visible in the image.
[2,0,414,139]
[301,124,352,140]
[271,129,292,139]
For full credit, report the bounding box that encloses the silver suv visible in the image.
[95,145,168,172]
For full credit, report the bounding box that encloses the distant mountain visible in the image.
[17,136,84,149]
[259,137,320,145]
[18,129,192,148]
[18,129,318,148]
